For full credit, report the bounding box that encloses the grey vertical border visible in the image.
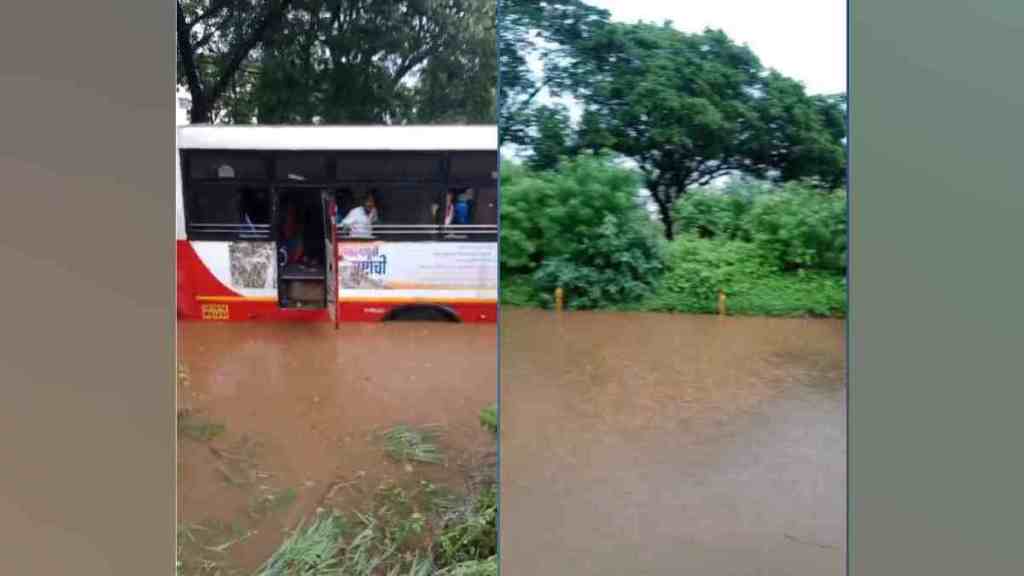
[850,1,1024,574]
[0,1,176,574]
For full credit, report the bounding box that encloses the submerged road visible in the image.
[500,309,846,576]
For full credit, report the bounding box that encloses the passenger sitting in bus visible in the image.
[443,190,456,225]
[340,190,378,238]
[453,191,472,225]
[444,189,471,226]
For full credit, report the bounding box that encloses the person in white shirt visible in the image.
[340,190,379,238]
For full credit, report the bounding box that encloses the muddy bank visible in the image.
[500,309,845,576]
[177,321,496,573]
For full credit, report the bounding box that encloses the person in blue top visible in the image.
[453,191,471,225]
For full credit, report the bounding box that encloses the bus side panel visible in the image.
[178,240,328,322]
[177,240,201,319]
[450,302,498,323]
[336,301,497,323]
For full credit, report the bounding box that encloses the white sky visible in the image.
[587,0,847,96]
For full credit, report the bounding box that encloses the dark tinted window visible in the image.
[187,152,268,180]
[337,152,444,181]
[471,186,498,226]
[276,153,328,182]
[186,182,271,240]
[449,151,497,186]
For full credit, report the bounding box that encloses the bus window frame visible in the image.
[182,148,497,244]
[440,150,498,242]
[182,149,274,242]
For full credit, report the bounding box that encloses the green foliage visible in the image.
[646,236,846,317]
[673,181,847,273]
[435,557,498,576]
[499,2,848,236]
[499,275,542,307]
[498,0,611,145]
[381,425,445,465]
[178,0,496,124]
[648,237,772,314]
[433,485,498,567]
[256,512,346,576]
[672,182,765,240]
[479,404,497,435]
[500,155,665,309]
[742,184,847,272]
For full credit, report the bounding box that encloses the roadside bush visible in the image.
[646,236,847,317]
[500,155,665,309]
[742,183,847,272]
[672,181,766,240]
[647,237,771,314]
[499,275,541,307]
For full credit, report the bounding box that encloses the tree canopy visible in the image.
[498,1,847,238]
[177,0,496,124]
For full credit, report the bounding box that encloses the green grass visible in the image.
[178,415,226,442]
[255,482,497,576]
[255,512,345,576]
[381,425,445,465]
[433,485,497,568]
[479,405,497,435]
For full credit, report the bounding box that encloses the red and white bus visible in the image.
[176,125,498,325]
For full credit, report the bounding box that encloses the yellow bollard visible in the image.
[717,290,727,316]
[555,287,564,312]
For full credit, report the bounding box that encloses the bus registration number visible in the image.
[201,304,230,321]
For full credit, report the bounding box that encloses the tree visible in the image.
[525,104,572,171]
[568,23,847,238]
[497,0,609,144]
[177,0,294,123]
[177,0,497,125]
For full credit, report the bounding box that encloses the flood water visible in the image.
[500,309,846,576]
[177,321,496,573]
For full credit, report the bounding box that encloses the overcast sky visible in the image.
[587,0,847,95]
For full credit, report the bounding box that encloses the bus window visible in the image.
[276,153,328,182]
[441,185,497,241]
[471,186,497,226]
[337,152,443,181]
[188,152,268,181]
[448,151,497,187]
[186,182,271,240]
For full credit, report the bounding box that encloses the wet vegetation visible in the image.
[247,420,497,576]
[499,0,847,319]
[177,357,496,576]
[501,159,847,318]
[478,405,497,436]
[381,425,446,466]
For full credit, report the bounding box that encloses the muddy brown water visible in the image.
[500,309,846,576]
[177,321,496,573]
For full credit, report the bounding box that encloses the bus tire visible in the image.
[382,305,460,323]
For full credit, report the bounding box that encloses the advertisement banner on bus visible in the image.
[338,241,497,293]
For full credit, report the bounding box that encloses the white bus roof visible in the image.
[177,125,497,152]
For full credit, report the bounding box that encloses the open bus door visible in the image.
[323,190,338,329]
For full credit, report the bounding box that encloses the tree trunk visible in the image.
[189,92,211,124]
[654,196,674,241]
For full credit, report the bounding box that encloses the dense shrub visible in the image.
[503,160,847,317]
[500,155,665,309]
[672,181,767,240]
[742,184,847,272]
[645,236,847,317]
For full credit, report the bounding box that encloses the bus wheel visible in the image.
[382,305,460,323]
